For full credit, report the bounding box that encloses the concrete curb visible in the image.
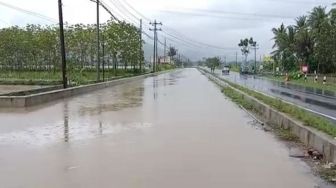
[0,70,174,108]
[200,69,336,163]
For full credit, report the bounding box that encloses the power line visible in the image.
[93,0,121,22]
[166,37,200,50]
[160,7,304,20]
[0,18,10,26]
[162,31,205,48]
[94,0,155,46]
[162,29,237,50]
[103,0,153,41]
[160,10,293,21]
[0,1,58,23]
[106,0,153,34]
[250,0,332,5]
[106,0,139,24]
[112,0,239,53]
[101,0,213,52]
[113,0,143,21]
[121,0,151,22]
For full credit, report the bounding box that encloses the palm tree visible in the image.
[271,24,296,71]
[308,6,328,32]
[271,23,286,54]
[294,16,314,68]
[295,16,308,30]
[308,6,328,73]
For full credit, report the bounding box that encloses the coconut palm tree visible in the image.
[294,16,314,68]
[271,24,296,71]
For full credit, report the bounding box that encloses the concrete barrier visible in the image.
[0,71,173,108]
[200,69,336,163]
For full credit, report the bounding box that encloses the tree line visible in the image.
[272,4,336,74]
[0,20,143,73]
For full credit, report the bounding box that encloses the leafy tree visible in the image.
[271,4,336,73]
[167,47,177,63]
[206,57,221,73]
[0,19,145,82]
[238,37,256,64]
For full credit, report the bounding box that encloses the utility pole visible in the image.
[96,0,100,81]
[164,37,166,61]
[235,51,238,68]
[254,47,258,74]
[102,32,105,81]
[58,0,67,88]
[153,30,156,72]
[149,20,162,72]
[139,19,142,72]
[178,54,181,67]
[251,44,259,75]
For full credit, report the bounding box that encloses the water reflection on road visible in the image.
[0,69,333,188]
[214,70,336,122]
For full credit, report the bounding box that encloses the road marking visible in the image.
[205,69,336,122]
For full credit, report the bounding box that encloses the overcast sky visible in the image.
[0,0,334,61]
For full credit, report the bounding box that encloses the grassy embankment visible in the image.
[203,69,336,137]
[212,69,336,183]
[265,75,336,92]
[0,64,176,86]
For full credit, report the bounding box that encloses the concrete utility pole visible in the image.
[102,32,105,81]
[235,51,238,68]
[164,37,166,61]
[58,0,67,88]
[251,44,259,74]
[96,0,100,81]
[139,19,142,72]
[149,20,162,72]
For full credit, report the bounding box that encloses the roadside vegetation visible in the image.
[229,65,240,72]
[0,21,157,86]
[264,74,336,92]
[266,4,336,75]
[203,68,336,137]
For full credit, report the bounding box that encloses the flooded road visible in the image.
[214,70,336,122]
[0,69,333,188]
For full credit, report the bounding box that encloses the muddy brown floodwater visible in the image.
[0,69,333,188]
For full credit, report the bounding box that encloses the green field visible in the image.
[0,64,176,86]
[0,69,145,86]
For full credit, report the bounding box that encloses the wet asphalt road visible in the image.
[0,69,333,188]
[214,70,336,122]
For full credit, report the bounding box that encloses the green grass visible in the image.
[0,69,150,86]
[265,75,336,92]
[157,64,176,71]
[221,86,254,111]
[274,127,300,142]
[230,65,240,72]
[202,68,336,137]
[221,84,299,142]
[318,166,336,183]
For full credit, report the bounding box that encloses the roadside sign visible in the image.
[301,65,308,73]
